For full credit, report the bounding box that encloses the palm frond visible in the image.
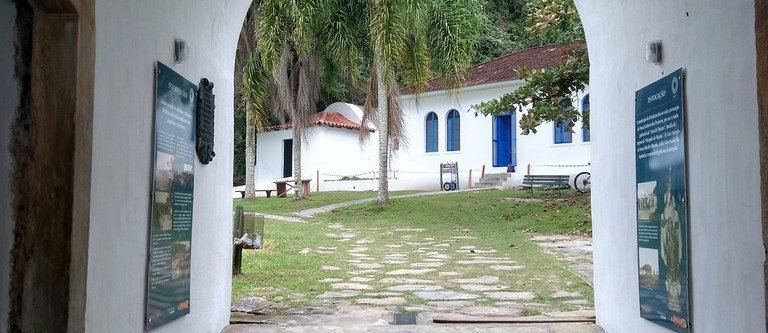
[360,60,379,145]
[272,46,294,123]
[256,0,290,74]
[294,53,321,142]
[240,53,271,132]
[386,75,407,152]
[426,0,483,90]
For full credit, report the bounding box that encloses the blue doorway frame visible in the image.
[492,113,516,168]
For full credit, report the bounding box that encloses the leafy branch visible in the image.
[472,0,589,134]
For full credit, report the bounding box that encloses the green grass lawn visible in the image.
[232,188,593,314]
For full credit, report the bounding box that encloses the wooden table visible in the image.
[274,179,311,198]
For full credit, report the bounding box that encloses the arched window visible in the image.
[582,94,591,142]
[554,99,573,144]
[446,109,460,151]
[425,112,438,152]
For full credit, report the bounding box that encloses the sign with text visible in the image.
[635,68,689,332]
[146,62,196,330]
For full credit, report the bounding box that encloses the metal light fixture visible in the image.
[174,39,190,64]
[646,40,662,65]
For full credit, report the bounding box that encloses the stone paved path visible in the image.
[232,192,598,332]
[294,188,491,218]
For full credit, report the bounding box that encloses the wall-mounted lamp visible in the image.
[646,40,662,65]
[174,39,190,64]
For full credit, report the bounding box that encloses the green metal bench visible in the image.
[521,175,571,195]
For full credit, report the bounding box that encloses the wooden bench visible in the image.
[521,175,571,195]
[236,189,274,198]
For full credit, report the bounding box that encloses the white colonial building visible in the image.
[254,45,591,192]
[395,44,591,188]
[253,102,379,191]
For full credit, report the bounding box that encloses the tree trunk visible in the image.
[244,106,256,199]
[293,124,304,200]
[375,53,389,203]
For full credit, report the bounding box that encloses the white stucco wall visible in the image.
[255,129,293,184]
[577,1,765,332]
[255,126,378,191]
[0,0,16,330]
[399,82,591,182]
[87,1,249,332]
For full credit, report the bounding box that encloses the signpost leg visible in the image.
[233,205,244,275]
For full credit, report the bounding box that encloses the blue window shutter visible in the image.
[447,110,460,151]
[425,112,438,152]
[582,94,591,142]
[554,119,573,144]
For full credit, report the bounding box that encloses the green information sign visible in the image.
[146,62,196,330]
[635,68,689,332]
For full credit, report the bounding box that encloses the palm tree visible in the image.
[240,52,271,198]
[362,0,484,203]
[251,0,366,200]
[246,0,482,203]
[236,4,262,199]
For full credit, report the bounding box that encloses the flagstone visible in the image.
[411,262,443,268]
[356,297,407,306]
[386,269,434,275]
[458,306,523,317]
[490,265,525,271]
[331,283,373,290]
[379,278,436,284]
[484,291,536,301]
[318,278,343,283]
[352,263,383,269]
[350,277,374,282]
[453,276,500,284]
[317,291,359,298]
[321,266,341,271]
[363,292,403,297]
[387,285,444,292]
[414,291,480,301]
[460,284,509,292]
[428,301,477,308]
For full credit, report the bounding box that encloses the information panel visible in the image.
[635,68,689,332]
[146,62,196,330]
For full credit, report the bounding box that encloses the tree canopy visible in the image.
[472,0,589,134]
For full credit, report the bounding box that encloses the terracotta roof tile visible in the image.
[402,44,578,95]
[266,111,374,132]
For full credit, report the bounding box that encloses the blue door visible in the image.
[493,114,516,167]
